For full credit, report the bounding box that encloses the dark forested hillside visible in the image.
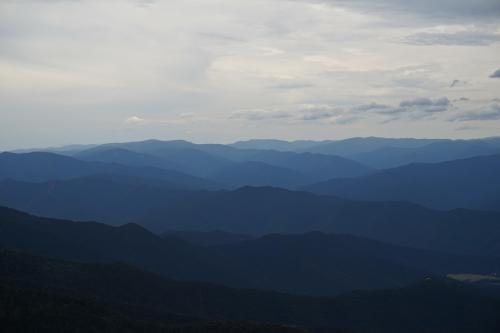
[2,249,500,333]
[1,206,499,296]
[163,230,253,246]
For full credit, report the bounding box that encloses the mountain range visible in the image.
[2,136,500,332]
[2,178,500,256]
[2,206,499,296]
[305,154,500,211]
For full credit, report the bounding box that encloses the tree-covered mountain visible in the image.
[2,249,500,333]
[1,206,499,296]
[162,230,253,246]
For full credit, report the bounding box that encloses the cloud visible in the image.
[399,97,450,112]
[449,80,467,88]
[399,97,450,107]
[297,104,340,121]
[124,116,146,125]
[349,97,454,123]
[451,104,500,121]
[334,116,360,125]
[456,124,481,131]
[351,102,391,112]
[375,107,407,115]
[490,69,500,78]
[402,31,500,46]
[230,104,342,122]
[346,97,453,123]
[270,82,315,90]
[306,0,500,19]
[299,111,337,120]
[230,109,292,121]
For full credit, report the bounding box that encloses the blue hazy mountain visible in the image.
[305,154,500,212]
[297,137,443,156]
[349,140,500,168]
[0,175,191,225]
[207,161,309,188]
[73,140,372,183]
[76,143,238,178]
[16,148,318,189]
[233,150,372,181]
[1,206,499,297]
[230,139,328,151]
[230,137,500,169]
[75,147,182,170]
[69,137,500,182]
[10,143,98,154]
[2,180,500,256]
[230,137,441,154]
[0,151,217,189]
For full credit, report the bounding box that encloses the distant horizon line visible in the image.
[5,135,500,153]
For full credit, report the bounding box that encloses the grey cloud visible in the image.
[399,97,451,112]
[355,97,453,123]
[303,0,500,19]
[449,80,467,88]
[271,82,315,90]
[402,31,500,46]
[230,110,292,121]
[232,104,342,122]
[350,97,452,123]
[400,97,450,108]
[490,69,500,78]
[351,102,391,112]
[299,111,337,121]
[451,104,500,121]
[298,104,340,121]
[376,107,407,115]
[334,116,360,125]
[456,124,481,131]
[350,103,407,117]
[399,97,451,114]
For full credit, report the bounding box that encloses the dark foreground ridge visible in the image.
[1,249,500,333]
[1,206,500,296]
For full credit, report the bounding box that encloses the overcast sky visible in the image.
[1,0,500,150]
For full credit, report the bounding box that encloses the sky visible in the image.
[1,0,500,150]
